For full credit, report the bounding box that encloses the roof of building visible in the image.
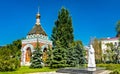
[27,12,47,36]
[28,24,47,36]
[101,37,119,41]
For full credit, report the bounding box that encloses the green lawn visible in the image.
[0,66,57,74]
[97,64,120,73]
[97,64,120,70]
[1,64,120,74]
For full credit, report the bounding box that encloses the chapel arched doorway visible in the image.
[25,47,32,62]
[42,48,47,62]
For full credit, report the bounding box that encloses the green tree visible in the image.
[50,7,74,68]
[102,54,107,63]
[105,43,115,63]
[0,39,21,71]
[66,46,77,67]
[66,40,85,67]
[116,20,120,37]
[30,40,43,68]
[115,40,120,64]
[12,39,21,50]
[50,7,85,68]
[0,46,20,71]
[30,48,43,68]
[45,46,53,67]
[51,48,67,68]
[51,7,74,48]
[92,38,102,63]
[50,41,67,68]
[6,39,21,59]
[74,41,86,66]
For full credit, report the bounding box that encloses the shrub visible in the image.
[0,58,20,71]
[0,39,21,72]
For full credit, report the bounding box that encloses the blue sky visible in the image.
[0,0,120,46]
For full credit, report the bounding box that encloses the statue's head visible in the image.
[89,44,94,52]
[89,44,93,48]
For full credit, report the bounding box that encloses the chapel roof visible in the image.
[27,12,47,36]
[28,24,47,36]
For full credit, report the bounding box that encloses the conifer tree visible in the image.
[74,41,86,66]
[45,46,53,67]
[50,40,67,68]
[51,7,74,48]
[30,39,43,68]
[66,46,77,67]
[30,48,43,68]
[66,41,86,67]
[50,7,74,68]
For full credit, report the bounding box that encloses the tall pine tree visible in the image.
[50,7,85,68]
[50,7,87,68]
[51,7,74,48]
[50,7,74,68]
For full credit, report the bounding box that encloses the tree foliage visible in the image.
[115,40,120,64]
[66,40,86,67]
[51,7,74,48]
[74,41,86,66]
[50,7,75,68]
[30,42,43,68]
[116,20,120,37]
[0,39,21,71]
[66,46,77,67]
[45,46,53,67]
[92,38,102,63]
[50,41,67,68]
[50,7,85,68]
[104,43,117,63]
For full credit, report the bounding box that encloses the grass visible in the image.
[1,64,120,74]
[0,66,57,74]
[97,64,120,73]
[97,64,120,70]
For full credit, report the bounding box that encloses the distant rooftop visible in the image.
[101,37,119,41]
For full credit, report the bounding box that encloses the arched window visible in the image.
[26,47,32,62]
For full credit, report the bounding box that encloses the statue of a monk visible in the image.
[88,45,96,68]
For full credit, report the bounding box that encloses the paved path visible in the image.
[28,72,68,74]
[98,70,111,74]
[28,70,111,74]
